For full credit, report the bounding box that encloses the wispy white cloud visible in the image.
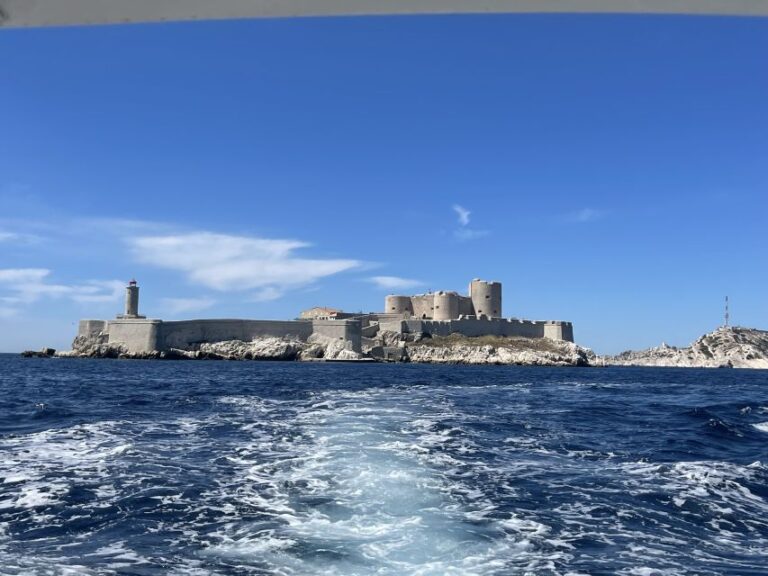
[0,230,43,245]
[161,297,216,315]
[451,204,488,242]
[453,204,471,227]
[568,208,606,223]
[127,232,362,299]
[0,268,124,315]
[367,276,424,291]
[250,287,283,302]
[454,228,490,241]
[0,269,49,285]
[68,281,126,303]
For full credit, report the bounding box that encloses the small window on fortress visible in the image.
[485,295,490,299]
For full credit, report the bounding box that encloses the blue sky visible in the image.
[1,14,766,353]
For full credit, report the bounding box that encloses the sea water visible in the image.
[1,355,767,575]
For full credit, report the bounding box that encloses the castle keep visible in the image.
[385,279,502,320]
[371,279,573,342]
[76,278,573,355]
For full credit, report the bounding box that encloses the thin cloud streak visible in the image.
[128,232,362,299]
[454,228,490,241]
[0,268,124,315]
[568,208,606,223]
[367,276,424,291]
[0,230,43,244]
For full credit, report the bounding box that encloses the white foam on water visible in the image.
[4,380,767,576]
[0,421,132,511]
[0,414,235,574]
[611,459,768,569]
[752,422,768,433]
[203,389,560,575]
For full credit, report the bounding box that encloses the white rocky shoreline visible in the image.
[24,331,595,367]
[22,326,768,369]
[599,326,768,370]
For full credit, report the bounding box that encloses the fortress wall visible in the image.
[374,318,572,341]
[107,319,162,353]
[78,320,107,338]
[411,295,433,319]
[544,322,574,342]
[457,296,474,317]
[159,319,313,350]
[377,320,405,334]
[312,320,362,352]
[373,313,407,323]
[361,324,380,338]
[502,320,546,339]
[448,318,506,337]
[352,317,573,342]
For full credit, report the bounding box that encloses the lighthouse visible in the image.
[118,279,145,319]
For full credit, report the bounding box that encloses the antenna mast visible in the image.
[724,296,730,328]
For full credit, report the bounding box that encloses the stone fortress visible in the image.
[76,278,573,356]
[372,279,573,342]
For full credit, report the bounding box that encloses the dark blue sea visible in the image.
[2,355,768,575]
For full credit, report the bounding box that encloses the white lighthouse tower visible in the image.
[117,279,145,319]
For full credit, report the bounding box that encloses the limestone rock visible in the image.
[21,347,56,358]
[603,327,768,369]
[197,338,304,361]
[56,332,367,361]
[404,335,594,366]
[306,333,364,360]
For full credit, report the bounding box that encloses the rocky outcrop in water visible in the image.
[603,327,768,369]
[53,329,591,365]
[21,347,56,358]
[401,334,595,366]
[55,333,365,361]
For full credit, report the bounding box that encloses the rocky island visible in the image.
[52,328,594,366]
[25,280,768,369]
[40,278,588,366]
[601,326,768,369]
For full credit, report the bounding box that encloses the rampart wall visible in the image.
[377,318,574,342]
[159,319,314,350]
[312,320,362,352]
[86,318,363,354]
[78,320,107,338]
[108,319,163,353]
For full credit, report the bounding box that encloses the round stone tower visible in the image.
[433,291,459,321]
[384,295,413,316]
[469,279,502,319]
[125,279,140,317]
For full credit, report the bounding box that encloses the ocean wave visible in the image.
[1,360,767,574]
